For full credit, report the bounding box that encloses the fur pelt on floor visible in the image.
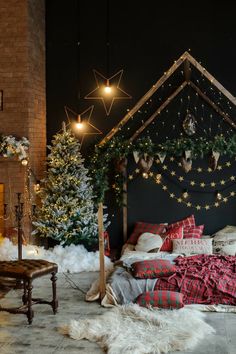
[61,304,215,354]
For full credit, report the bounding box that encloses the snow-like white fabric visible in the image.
[61,304,215,354]
[135,232,163,252]
[0,239,113,273]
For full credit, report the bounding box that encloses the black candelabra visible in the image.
[15,192,24,261]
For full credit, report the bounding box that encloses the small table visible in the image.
[0,259,58,324]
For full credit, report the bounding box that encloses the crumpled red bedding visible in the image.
[154,254,236,305]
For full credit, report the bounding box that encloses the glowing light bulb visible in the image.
[142,172,149,179]
[21,159,28,166]
[216,192,222,200]
[104,83,112,95]
[75,122,83,130]
[182,191,189,199]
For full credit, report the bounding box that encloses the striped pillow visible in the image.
[136,290,184,309]
[132,259,176,279]
[184,225,204,239]
[167,215,195,231]
[127,222,167,245]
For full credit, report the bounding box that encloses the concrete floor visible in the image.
[0,271,236,354]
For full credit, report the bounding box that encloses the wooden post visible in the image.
[98,202,106,299]
[123,169,128,243]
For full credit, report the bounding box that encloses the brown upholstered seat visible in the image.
[0,259,58,324]
[0,259,58,279]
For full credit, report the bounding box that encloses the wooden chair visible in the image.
[0,259,58,324]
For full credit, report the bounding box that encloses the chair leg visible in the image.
[26,279,34,325]
[22,280,27,305]
[51,272,58,314]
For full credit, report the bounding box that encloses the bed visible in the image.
[88,214,236,311]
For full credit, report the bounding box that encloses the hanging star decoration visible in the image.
[64,105,102,147]
[84,69,131,115]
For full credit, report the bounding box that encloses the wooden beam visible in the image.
[98,202,106,299]
[99,52,189,145]
[129,81,188,142]
[185,52,236,106]
[189,81,236,130]
[184,59,191,82]
[122,172,128,243]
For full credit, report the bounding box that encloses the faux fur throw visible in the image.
[61,304,215,354]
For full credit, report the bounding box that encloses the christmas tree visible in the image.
[33,124,103,248]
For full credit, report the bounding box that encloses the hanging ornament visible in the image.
[133,151,139,164]
[209,151,220,171]
[182,113,197,136]
[138,155,154,173]
[157,152,166,163]
[181,150,192,173]
[114,157,127,176]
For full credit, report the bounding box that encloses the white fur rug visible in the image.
[62,304,215,354]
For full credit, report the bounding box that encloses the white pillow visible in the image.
[213,225,236,242]
[135,232,163,252]
[213,241,236,256]
[172,238,213,256]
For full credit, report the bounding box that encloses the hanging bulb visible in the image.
[21,159,28,166]
[182,190,189,199]
[75,115,84,129]
[104,80,112,94]
[216,191,222,201]
[142,172,149,179]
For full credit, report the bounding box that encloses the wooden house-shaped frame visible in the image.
[97,51,236,297]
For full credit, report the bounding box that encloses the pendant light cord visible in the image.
[77,0,81,102]
[106,0,110,77]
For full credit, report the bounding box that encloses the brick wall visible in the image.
[0,0,46,243]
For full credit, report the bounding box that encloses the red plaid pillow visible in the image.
[136,290,184,309]
[127,222,166,245]
[132,259,176,279]
[184,225,204,239]
[167,215,195,231]
[160,226,183,252]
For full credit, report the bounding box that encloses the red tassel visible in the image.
[103,231,110,257]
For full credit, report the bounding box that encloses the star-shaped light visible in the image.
[190,181,195,186]
[226,162,231,167]
[179,176,184,182]
[149,172,154,177]
[230,191,236,196]
[214,202,219,207]
[200,182,206,188]
[156,159,161,164]
[187,202,192,207]
[128,175,134,180]
[196,205,201,210]
[177,198,182,203]
[217,165,222,170]
[170,171,176,176]
[170,193,175,198]
[162,165,168,170]
[211,182,216,187]
[223,197,228,203]
[205,205,210,210]
[207,167,212,172]
[230,176,235,181]
[135,168,140,174]
[178,162,182,167]
[220,180,225,185]
[64,105,102,147]
[162,185,167,190]
[197,167,202,172]
[85,69,131,115]
[170,157,175,161]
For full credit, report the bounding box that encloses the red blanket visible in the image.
[154,254,236,305]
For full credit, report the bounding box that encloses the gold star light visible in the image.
[211,182,216,187]
[226,162,231,167]
[85,70,131,115]
[170,157,175,161]
[170,171,176,176]
[205,205,210,210]
[135,168,140,174]
[214,202,219,207]
[128,175,134,180]
[170,193,175,198]
[197,167,202,172]
[187,202,192,207]
[200,182,206,188]
[179,176,184,181]
[162,165,168,170]
[190,181,195,186]
[64,105,102,147]
[230,176,235,181]
[230,191,236,196]
[196,205,201,210]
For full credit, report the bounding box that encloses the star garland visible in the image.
[155,160,236,188]
[127,169,236,211]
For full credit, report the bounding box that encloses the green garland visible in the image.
[89,134,236,204]
[0,134,29,160]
